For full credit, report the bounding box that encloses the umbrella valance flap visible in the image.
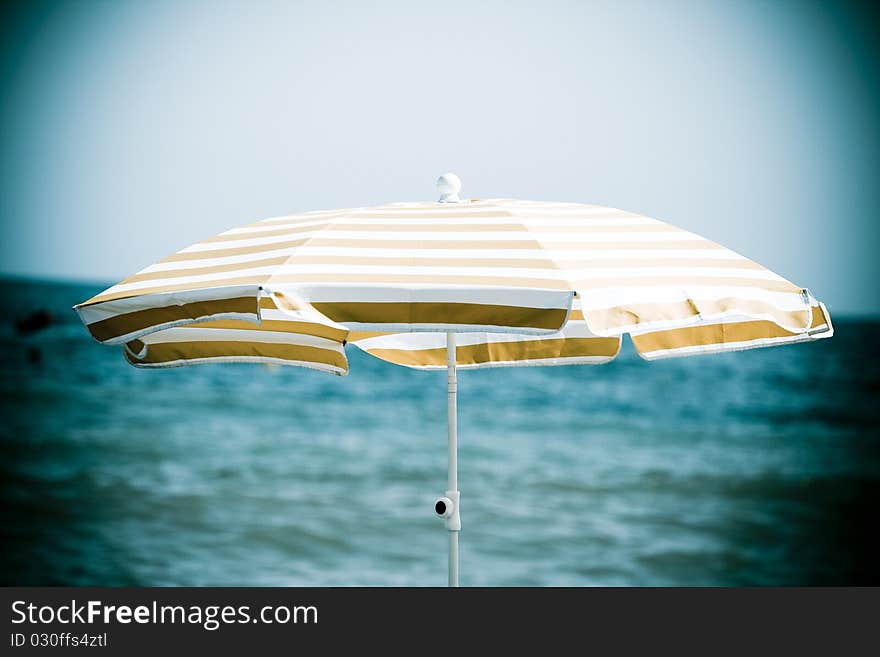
[630,298,833,360]
[75,284,266,345]
[348,296,832,370]
[75,285,351,375]
[348,296,621,369]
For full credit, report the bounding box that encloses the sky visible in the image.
[1,0,878,315]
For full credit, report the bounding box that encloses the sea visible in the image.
[1,276,878,586]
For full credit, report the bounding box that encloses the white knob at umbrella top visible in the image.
[437,173,462,203]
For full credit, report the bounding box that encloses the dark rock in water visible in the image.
[26,346,42,365]
[15,309,54,335]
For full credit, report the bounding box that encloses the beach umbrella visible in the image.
[75,174,833,586]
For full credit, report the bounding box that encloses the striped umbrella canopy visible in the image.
[75,174,832,585]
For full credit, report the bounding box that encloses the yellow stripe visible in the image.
[539,240,724,250]
[85,277,270,305]
[85,296,258,342]
[126,338,146,354]
[631,306,828,354]
[553,258,765,270]
[121,256,290,284]
[585,298,811,335]
[632,321,792,353]
[126,340,348,370]
[160,239,310,262]
[259,296,283,310]
[364,337,620,367]
[287,255,560,268]
[311,301,570,330]
[814,303,832,331]
[528,224,682,234]
[574,276,801,293]
[203,224,332,242]
[347,330,391,341]
[254,211,368,226]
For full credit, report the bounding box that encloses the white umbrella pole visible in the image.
[445,331,461,586]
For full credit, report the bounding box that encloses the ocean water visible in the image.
[1,277,878,586]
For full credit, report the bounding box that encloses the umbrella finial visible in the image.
[437,173,462,203]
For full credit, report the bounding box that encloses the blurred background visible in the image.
[1,0,878,585]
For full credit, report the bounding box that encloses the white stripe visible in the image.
[287,247,744,260]
[141,327,341,349]
[129,354,347,374]
[148,245,301,270]
[141,251,293,273]
[566,267,786,281]
[339,321,567,334]
[104,267,278,294]
[179,232,320,251]
[539,231,700,243]
[258,308,338,323]
[351,203,627,217]
[271,264,567,278]
[293,203,587,215]
[178,230,702,252]
[288,284,574,308]
[393,355,616,370]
